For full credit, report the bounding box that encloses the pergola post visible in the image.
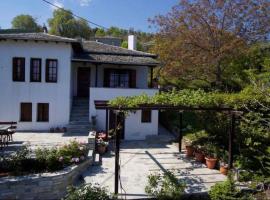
[114,110,122,195]
[228,112,235,169]
[105,108,109,139]
[178,111,183,152]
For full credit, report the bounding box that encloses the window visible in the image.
[104,69,136,88]
[141,109,151,123]
[46,59,57,82]
[37,103,49,122]
[20,103,32,122]
[30,58,42,82]
[13,57,25,81]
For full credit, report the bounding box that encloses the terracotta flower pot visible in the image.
[220,165,228,175]
[0,172,10,177]
[205,157,217,169]
[186,145,194,157]
[195,151,205,162]
[97,145,107,155]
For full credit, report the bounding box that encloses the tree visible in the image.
[150,0,270,90]
[48,9,91,39]
[12,15,41,31]
[95,28,106,37]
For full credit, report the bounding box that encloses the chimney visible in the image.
[42,24,48,33]
[128,35,137,50]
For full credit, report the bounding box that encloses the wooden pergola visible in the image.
[94,101,242,195]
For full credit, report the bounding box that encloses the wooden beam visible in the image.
[228,112,235,169]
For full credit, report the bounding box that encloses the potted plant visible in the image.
[194,146,205,163]
[204,144,218,169]
[96,139,108,155]
[219,152,229,175]
[185,142,194,157]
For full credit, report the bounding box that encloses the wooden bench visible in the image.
[0,122,17,148]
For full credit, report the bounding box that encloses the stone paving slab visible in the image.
[1,132,89,156]
[83,140,226,199]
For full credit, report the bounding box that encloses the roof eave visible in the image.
[71,58,159,67]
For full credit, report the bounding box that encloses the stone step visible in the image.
[69,120,90,125]
[70,114,89,117]
[68,124,91,129]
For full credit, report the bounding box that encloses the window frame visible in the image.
[141,109,152,123]
[104,69,136,88]
[37,103,49,122]
[30,58,42,82]
[46,59,58,83]
[13,57,25,82]
[20,103,32,122]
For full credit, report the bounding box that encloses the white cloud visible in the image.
[51,0,64,10]
[77,0,91,7]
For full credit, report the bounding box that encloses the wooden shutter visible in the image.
[141,109,151,123]
[129,70,136,88]
[13,57,25,81]
[37,103,49,122]
[20,103,32,122]
[103,69,111,87]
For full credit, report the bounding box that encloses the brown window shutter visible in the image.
[20,103,32,122]
[12,58,16,81]
[129,70,136,88]
[21,58,25,81]
[103,69,111,87]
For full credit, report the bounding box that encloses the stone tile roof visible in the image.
[82,41,157,57]
[0,32,159,66]
[73,41,159,66]
[0,32,77,43]
[72,53,159,66]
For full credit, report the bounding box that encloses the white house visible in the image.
[0,33,159,140]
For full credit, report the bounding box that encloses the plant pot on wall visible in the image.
[195,151,205,162]
[186,145,194,157]
[220,165,229,175]
[205,157,217,169]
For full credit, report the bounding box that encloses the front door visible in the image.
[77,68,91,97]
[109,110,125,139]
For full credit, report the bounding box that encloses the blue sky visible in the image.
[0,0,178,32]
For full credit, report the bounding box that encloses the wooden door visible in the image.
[77,68,91,97]
[109,110,125,139]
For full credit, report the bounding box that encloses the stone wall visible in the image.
[0,134,96,200]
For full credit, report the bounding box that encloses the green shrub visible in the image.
[145,171,186,200]
[64,184,111,200]
[209,173,254,200]
[0,140,89,176]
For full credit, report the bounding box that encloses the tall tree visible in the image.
[48,9,91,39]
[150,0,270,90]
[12,14,41,31]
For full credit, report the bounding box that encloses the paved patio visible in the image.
[83,136,226,199]
[0,132,89,156]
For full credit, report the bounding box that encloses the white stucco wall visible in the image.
[0,40,72,130]
[89,88,159,140]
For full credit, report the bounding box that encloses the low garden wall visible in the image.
[0,134,96,200]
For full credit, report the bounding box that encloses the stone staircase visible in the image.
[66,98,91,136]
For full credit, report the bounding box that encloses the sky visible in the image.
[0,0,178,32]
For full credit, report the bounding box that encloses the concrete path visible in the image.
[83,134,226,199]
